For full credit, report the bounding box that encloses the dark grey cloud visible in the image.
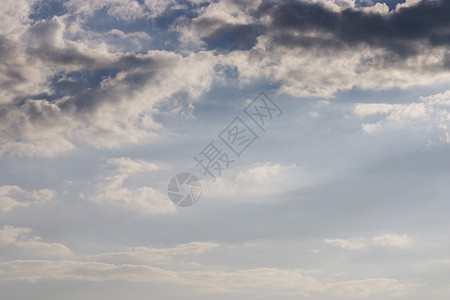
[5,16,167,114]
[188,0,450,59]
[203,21,263,51]
[56,57,162,114]
[0,35,29,95]
[258,0,450,57]
[2,0,449,157]
[0,6,185,156]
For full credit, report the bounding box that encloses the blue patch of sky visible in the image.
[28,0,209,53]
[29,0,68,21]
[51,69,119,94]
[334,82,450,104]
[78,2,203,53]
[14,69,120,106]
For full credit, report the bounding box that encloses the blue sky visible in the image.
[1,0,450,299]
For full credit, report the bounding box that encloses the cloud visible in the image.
[353,90,450,143]
[84,157,175,213]
[202,162,323,202]
[324,238,366,250]
[372,234,412,248]
[0,225,73,258]
[95,242,219,264]
[326,278,414,298]
[172,0,450,97]
[0,185,55,213]
[0,259,413,297]
[172,0,263,50]
[0,2,217,158]
[0,225,416,297]
[65,0,175,20]
[88,185,175,213]
[395,0,422,11]
[3,0,450,158]
[257,0,450,55]
[325,234,413,250]
[105,157,161,175]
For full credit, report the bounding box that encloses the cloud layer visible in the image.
[2,0,450,157]
[1,1,450,300]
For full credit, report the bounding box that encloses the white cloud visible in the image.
[353,103,399,117]
[310,0,356,12]
[84,157,175,213]
[395,0,422,11]
[106,157,161,175]
[0,0,31,37]
[372,234,412,248]
[218,42,450,98]
[0,226,73,258]
[354,103,427,120]
[95,242,218,264]
[173,0,261,49]
[88,185,175,214]
[2,0,450,158]
[0,2,218,158]
[3,258,418,298]
[202,162,320,201]
[324,238,366,250]
[0,185,55,213]
[0,259,413,297]
[0,226,416,297]
[353,90,450,144]
[169,0,450,98]
[360,2,390,15]
[326,278,414,297]
[325,234,413,250]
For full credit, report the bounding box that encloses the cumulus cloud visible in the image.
[353,90,450,143]
[174,0,450,97]
[0,1,217,158]
[172,0,263,50]
[2,0,450,157]
[256,0,450,55]
[0,185,55,213]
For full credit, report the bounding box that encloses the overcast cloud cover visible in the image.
[1,0,450,299]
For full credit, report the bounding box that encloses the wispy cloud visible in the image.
[0,185,54,213]
[83,157,174,213]
[325,234,413,250]
[0,225,73,258]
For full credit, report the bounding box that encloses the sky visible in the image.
[1,0,450,299]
